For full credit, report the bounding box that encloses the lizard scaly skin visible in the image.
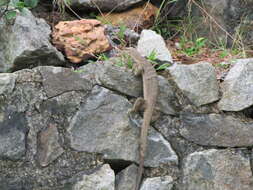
[126,48,158,190]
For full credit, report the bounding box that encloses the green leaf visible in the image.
[24,0,38,8]
[4,10,16,19]
[156,63,171,71]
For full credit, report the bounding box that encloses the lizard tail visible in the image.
[135,159,144,190]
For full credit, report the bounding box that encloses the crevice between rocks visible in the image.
[104,159,133,174]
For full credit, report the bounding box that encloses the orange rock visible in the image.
[99,2,158,32]
[52,19,112,63]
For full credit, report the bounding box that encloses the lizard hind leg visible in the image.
[151,108,160,123]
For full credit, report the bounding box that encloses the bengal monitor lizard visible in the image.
[126,48,159,190]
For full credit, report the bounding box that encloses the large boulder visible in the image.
[0,9,64,72]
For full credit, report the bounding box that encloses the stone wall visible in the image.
[0,57,253,189]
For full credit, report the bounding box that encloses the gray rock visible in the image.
[78,62,142,97]
[145,128,178,167]
[71,0,143,11]
[168,62,219,106]
[67,85,139,162]
[67,85,178,167]
[140,176,174,190]
[182,149,253,190]
[0,9,64,72]
[154,115,202,160]
[72,164,115,190]
[180,112,253,147]
[218,59,253,111]
[157,76,180,115]
[37,124,64,167]
[38,66,92,98]
[96,61,142,98]
[0,111,28,160]
[137,30,173,63]
[115,164,138,190]
[79,62,179,115]
[0,73,16,94]
[0,66,101,189]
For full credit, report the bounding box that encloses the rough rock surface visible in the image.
[52,19,111,63]
[0,110,28,160]
[115,164,138,190]
[0,73,16,94]
[137,30,173,63]
[38,66,92,98]
[140,176,174,190]
[0,67,100,189]
[70,164,115,190]
[144,127,178,167]
[100,2,158,31]
[0,9,64,72]
[71,0,143,12]
[78,61,180,115]
[1,44,253,189]
[168,62,219,106]
[183,149,253,190]
[67,85,178,167]
[37,124,64,167]
[218,59,253,111]
[180,112,253,147]
[67,85,138,162]
[154,115,202,159]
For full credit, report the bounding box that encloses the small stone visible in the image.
[37,124,64,167]
[137,30,173,63]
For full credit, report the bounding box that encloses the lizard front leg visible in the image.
[127,97,147,117]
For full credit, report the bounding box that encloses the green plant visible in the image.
[53,0,71,15]
[0,0,38,20]
[146,50,171,70]
[180,37,207,56]
[146,50,158,64]
[115,53,134,69]
[152,0,178,39]
[116,23,127,46]
[97,53,109,61]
